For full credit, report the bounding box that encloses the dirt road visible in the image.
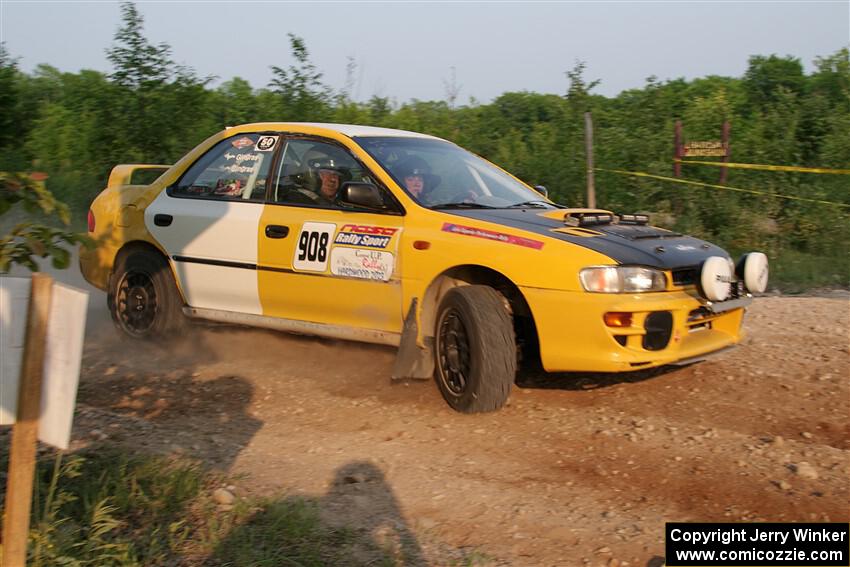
[61,276,850,565]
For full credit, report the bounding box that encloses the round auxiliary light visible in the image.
[699,256,733,302]
[739,252,769,294]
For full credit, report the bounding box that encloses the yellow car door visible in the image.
[257,137,404,335]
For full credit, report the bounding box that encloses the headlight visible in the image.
[580,266,667,293]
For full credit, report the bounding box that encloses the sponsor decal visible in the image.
[333,224,399,249]
[293,222,336,272]
[213,178,243,196]
[224,152,260,163]
[441,223,544,250]
[231,136,254,149]
[223,164,257,174]
[330,247,394,282]
[334,232,392,249]
[255,135,278,152]
[340,224,399,236]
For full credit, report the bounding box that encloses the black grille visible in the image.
[672,267,698,286]
[643,311,673,351]
[688,307,712,322]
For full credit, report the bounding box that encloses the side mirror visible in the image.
[339,182,385,210]
[534,185,548,198]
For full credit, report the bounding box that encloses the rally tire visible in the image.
[434,285,516,413]
[109,250,185,339]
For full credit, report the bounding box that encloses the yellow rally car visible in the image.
[80,123,769,413]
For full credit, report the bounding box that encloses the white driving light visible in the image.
[580,266,666,293]
[739,252,769,293]
[699,256,733,301]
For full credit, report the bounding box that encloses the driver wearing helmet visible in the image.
[296,148,345,206]
[394,156,440,203]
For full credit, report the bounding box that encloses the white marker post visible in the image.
[1,274,88,567]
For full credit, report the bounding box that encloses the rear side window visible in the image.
[172,133,278,200]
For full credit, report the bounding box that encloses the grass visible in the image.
[203,498,360,566]
[0,445,420,566]
[769,248,850,293]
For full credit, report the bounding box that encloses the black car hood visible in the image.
[444,209,729,269]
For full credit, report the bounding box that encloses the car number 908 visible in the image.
[292,222,335,271]
[298,231,329,263]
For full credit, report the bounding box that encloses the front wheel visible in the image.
[109,250,185,339]
[434,285,516,413]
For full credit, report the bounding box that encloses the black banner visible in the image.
[665,523,849,566]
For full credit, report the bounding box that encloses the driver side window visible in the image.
[271,139,378,209]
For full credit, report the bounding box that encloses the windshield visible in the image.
[354,136,556,209]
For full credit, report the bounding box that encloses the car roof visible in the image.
[230,122,443,140]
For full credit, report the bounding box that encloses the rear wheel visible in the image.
[109,250,185,339]
[434,285,516,413]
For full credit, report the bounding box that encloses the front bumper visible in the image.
[521,287,748,372]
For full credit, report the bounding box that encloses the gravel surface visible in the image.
[4,262,847,566]
[59,292,848,566]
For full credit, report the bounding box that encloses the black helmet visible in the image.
[395,156,430,178]
[394,156,440,192]
[301,146,348,192]
[304,149,342,173]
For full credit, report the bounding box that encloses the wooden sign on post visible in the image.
[1,274,88,567]
[682,141,726,157]
[2,274,52,567]
[674,120,732,183]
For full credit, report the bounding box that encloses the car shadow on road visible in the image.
[205,460,428,566]
[516,362,696,391]
[75,327,262,471]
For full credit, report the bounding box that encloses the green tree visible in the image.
[0,173,89,271]
[743,54,806,110]
[268,34,331,121]
[105,2,211,162]
[106,2,172,89]
[214,77,259,126]
[564,60,601,112]
[809,48,850,110]
[0,44,18,152]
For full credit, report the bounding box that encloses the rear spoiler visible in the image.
[107,164,171,189]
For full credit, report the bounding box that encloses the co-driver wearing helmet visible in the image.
[394,156,440,204]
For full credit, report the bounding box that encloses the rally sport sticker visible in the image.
[333,224,399,249]
[330,247,394,282]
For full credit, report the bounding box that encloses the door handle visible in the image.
[154,214,173,227]
[265,225,289,239]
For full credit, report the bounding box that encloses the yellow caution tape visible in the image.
[594,167,850,208]
[675,159,850,175]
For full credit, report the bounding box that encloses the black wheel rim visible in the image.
[437,308,471,396]
[116,270,158,336]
